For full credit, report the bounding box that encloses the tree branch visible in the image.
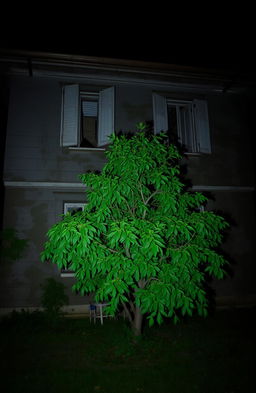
[138,182,146,205]
[95,239,119,254]
[123,198,135,217]
[125,246,131,259]
[121,301,133,324]
[145,190,162,205]
[138,279,146,289]
[139,182,162,219]
[145,277,159,287]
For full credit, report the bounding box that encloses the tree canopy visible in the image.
[41,130,229,335]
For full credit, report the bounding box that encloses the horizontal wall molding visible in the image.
[191,185,255,192]
[4,181,255,192]
[4,181,85,189]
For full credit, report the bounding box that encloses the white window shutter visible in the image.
[193,99,211,153]
[98,86,115,147]
[152,93,168,134]
[61,84,79,147]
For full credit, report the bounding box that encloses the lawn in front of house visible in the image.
[0,307,255,393]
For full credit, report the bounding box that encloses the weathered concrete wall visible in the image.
[208,190,256,298]
[1,73,255,311]
[185,93,254,186]
[115,85,153,132]
[4,76,107,182]
[5,77,254,187]
[0,186,91,308]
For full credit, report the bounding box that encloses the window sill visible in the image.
[184,152,201,157]
[68,147,106,152]
[60,271,75,278]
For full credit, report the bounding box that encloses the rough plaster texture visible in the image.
[1,74,255,310]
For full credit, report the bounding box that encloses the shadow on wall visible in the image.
[28,203,48,252]
[0,228,28,262]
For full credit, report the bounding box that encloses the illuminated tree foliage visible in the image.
[41,130,229,335]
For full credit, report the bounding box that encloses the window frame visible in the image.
[167,99,197,153]
[60,84,115,151]
[152,93,211,154]
[80,92,99,148]
[64,202,86,215]
[60,202,87,277]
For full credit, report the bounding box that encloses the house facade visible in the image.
[0,50,255,314]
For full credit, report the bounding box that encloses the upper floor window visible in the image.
[153,93,211,154]
[60,84,115,149]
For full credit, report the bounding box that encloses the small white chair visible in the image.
[89,304,96,323]
[89,303,111,325]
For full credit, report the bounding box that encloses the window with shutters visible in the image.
[153,93,211,154]
[60,85,115,149]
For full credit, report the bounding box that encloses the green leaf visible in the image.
[148,316,154,327]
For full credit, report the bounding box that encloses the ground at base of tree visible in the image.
[0,307,255,393]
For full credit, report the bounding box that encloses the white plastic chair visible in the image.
[89,303,111,325]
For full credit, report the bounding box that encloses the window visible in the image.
[61,203,86,277]
[153,93,211,154]
[60,85,115,149]
[64,202,86,215]
[81,94,99,147]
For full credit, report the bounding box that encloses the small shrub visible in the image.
[40,278,69,324]
[0,228,28,262]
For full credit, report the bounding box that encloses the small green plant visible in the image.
[0,228,28,262]
[40,278,69,323]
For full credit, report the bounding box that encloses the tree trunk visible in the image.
[132,305,143,336]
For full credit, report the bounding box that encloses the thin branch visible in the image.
[138,279,146,289]
[138,182,146,205]
[125,246,131,259]
[139,182,163,219]
[95,239,119,254]
[145,277,159,287]
[171,229,197,251]
[145,190,162,205]
[123,198,135,217]
[142,208,148,220]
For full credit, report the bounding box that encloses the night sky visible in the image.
[1,1,254,74]
[0,28,254,73]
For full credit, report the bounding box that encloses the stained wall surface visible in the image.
[1,71,255,310]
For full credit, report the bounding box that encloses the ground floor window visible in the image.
[61,202,86,277]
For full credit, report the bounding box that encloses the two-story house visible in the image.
[0,50,255,315]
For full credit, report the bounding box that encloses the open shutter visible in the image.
[193,99,211,153]
[98,86,115,147]
[152,93,168,134]
[60,84,79,147]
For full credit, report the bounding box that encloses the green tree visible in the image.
[41,129,229,336]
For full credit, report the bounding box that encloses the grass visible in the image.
[0,307,255,393]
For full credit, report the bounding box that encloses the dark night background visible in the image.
[1,0,255,72]
[1,14,255,74]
